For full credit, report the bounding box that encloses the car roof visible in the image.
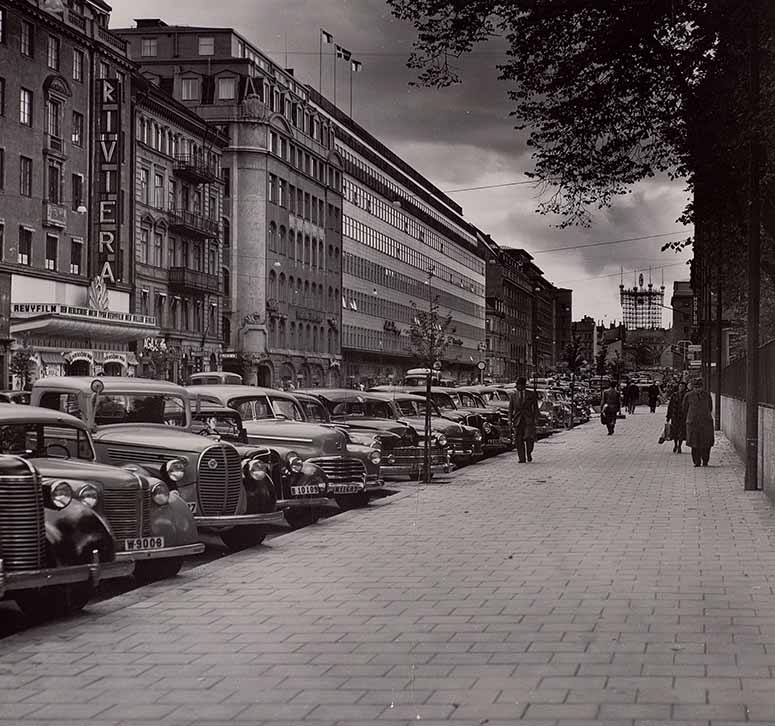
[32,376,187,396]
[296,388,387,402]
[363,391,427,403]
[186,384,297,402]
[0,404,89,430]
[191,404,241,416]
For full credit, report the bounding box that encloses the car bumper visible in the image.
[382,462,450,476]
[277,497,339,511]
[194,511,288,528]
[114,542,205,562]
[0,550,134,597]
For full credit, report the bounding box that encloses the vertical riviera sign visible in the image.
[96,78,122,285]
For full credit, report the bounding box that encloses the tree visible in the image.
[10,348,34,390]
[562,337,584,428]
[141,338,179,381]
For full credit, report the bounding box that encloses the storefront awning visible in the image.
[38,352,65,365]
[12,313,159,343]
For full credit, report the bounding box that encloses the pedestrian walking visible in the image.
[684,377,714,466]
[647,381,661,413]
[665,381,687,453]
[509,376,538,462]
[625,380,639,414]
[600,379,621,435]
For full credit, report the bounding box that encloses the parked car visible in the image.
[294,389,451,480]
[0,404,204,581]
[0,453,134,619]
[0,391,30,405]
[186,385,382,514]
[188,371,243,386]
[190,402,337,521]
[31,378,285,551]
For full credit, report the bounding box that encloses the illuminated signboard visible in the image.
[96,78,122,285]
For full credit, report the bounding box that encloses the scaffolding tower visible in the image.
[619,271,665,330]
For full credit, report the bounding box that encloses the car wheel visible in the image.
[134,558,183,583]
[15,582,93,621]
[220,527,266,551]
[284,509,319,529]
[335,493,369,510]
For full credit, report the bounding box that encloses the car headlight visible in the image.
[151,480,170,505]
[436,433,447,447]
[51,481,73,510]
[162,458,186,483]
[369,449,381,465]
[473,430,483,442]
[77,484,99,509]
[286,451,304,473]
[483,422,493,434]
[245,459,270,481]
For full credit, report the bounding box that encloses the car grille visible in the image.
[308,457,366,485]
[465,414,483,429]
[106,447,180,466]
[102,482,152,542]
[198,445,242,517]
[0,473,45,572]
[390,446,447,467]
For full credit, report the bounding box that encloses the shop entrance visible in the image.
[103,362,123,377]
[67,360,91,376]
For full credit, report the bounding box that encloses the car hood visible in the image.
[93,425,220,453]
[31,457,141,488]
[242,419,350,455]
[330,418,410,436]
[399,416,473,437]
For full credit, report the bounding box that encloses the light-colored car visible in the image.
[31,378,286,551]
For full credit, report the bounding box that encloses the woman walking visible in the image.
[666,381,687,453]
[600,379,621,436]
[684,377,714,466]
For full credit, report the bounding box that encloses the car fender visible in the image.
[151,490,200,545]
[44,500,116,566]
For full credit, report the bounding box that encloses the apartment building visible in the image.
[1,0,156,382]
[133,76,227,381]
[309,89,486,386]
[116,19,344,388]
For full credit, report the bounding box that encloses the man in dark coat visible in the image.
[684,377,714,466]
[509,376,539,463]
[624,380,640,414]
[647,382,661,413]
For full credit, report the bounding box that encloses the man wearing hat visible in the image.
[683,377,715,466]
[509,376,539,463]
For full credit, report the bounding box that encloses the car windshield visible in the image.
[0,422,94,460]
[331,400,393,419]
[192,412,243,441]
[269,397,304,421]
[298,399,329,423]
[456,391,479,407]
[396,398,438,417]
[432,393,456,410]
[229,396,273,421]
[95,393,187,427]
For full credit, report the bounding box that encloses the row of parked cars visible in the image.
[0,374,559,620]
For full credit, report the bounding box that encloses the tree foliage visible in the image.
[9,348,34,390]
[563,337,585,373]
[408,300,455,367]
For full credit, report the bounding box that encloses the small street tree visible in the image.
[9,348,34,390]
[562,337,585,428]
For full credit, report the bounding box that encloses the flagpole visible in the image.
[318,30,322,94]
[333,49,337,107]
[349,63,353,117]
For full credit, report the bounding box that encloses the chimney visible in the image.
[135,18,168,28]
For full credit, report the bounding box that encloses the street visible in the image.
[1,407,774,725]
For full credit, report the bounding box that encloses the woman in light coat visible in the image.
[666,381,688,453]
[683,377,714,466]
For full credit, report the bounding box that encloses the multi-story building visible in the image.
[309,89,486,386]
[571,315,597,369]
[1,0,157,383]
[553,287,573,363]
[671,280,694,344]
[132,77,228,381]
[116,19,344,388]
[482,239,533,381]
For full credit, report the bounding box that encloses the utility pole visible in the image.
[745,0,760,491]
[423,268,434,486]
[715,228,723,431]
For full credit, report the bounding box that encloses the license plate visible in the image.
[291,485,320,496]
[186,501,197,514]
[331,485,362,494]
[124,536,165,552]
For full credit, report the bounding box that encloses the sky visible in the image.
[110,0,694,327]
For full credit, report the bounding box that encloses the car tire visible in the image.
[134,558,183,583]
[220,527,266,551]
[284,509,320,529]
[335,493,369,510]
[15,582,93,621]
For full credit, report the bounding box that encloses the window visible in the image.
[153,231,162,266]
[181,78,200,101]
[137,229,148,264]
[0,149,4,190]
[18,227,31,265]
[98,61,109,79]
[0,77,4,116]
[154,173,163,208]
[71,111,83,146]
[70,238,82,274]
[167,178,176,210]
[218,77,236,100]
[19,88,32,126]
[222,167,230,198]
[198,36,215,55]
[47,162,61,203]
[46,99,60,137]
[139,168,149,204]
[0,8,4,44]
[141,38,157,57]
[19,156,32,197]
[45,235,57,270]
[20,21,33,57]
[73,50,84,82]
[71,174,83,211]
[47,36,60,70]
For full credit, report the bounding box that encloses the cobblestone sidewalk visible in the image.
[2,408,775,725]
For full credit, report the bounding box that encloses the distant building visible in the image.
[571,316,596,369]
[554,288,572,363]
[671,280,694,344]
[620,273,665,330]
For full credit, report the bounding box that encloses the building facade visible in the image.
[1,0,156,384]
[309,89,486,386]
[116,19,344,388]
[553,287,573,364]
[571,315,596,369]
[132,78,227,381]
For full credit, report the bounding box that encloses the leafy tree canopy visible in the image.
[387,0,744,227]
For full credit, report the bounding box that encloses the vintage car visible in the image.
[294,389,450,480]
[31,378,286,551]
[187,385,382,512]
[0,405,203,582]
[0,453,134,619]
[190,402,338,520]
[0,391,31,405]
[189,371,243,386]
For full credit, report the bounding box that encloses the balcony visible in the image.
[168,210,220,240]
[42,201,67,229]
[168,267,221,295]
[173,154,219,185]
[97,26,127,53]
